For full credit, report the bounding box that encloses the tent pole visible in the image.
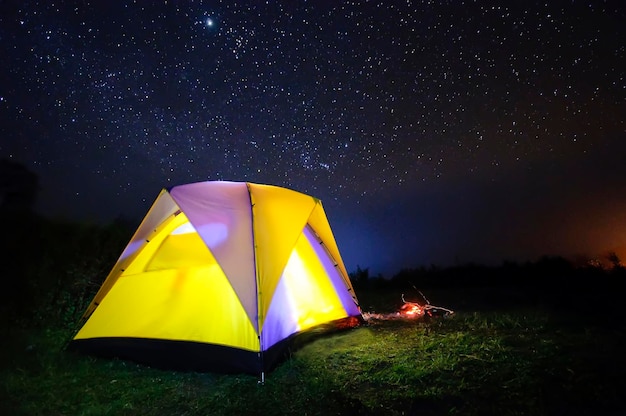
[247,183,265,384]
[258,343,265,384]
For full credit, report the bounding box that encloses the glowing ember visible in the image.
[400,301,424,317]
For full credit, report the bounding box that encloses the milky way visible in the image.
[1,1,625,274]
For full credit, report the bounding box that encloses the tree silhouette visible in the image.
[349,265,370,286]
[0,159,39,213]
[0,160,41,323]
[607,252,622,270]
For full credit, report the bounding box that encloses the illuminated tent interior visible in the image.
[68,181,362,375]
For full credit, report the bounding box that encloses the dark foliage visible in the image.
[1,215,132,330]
[0,160,41,323]
[0,161,136,330]
[352,255,626,325]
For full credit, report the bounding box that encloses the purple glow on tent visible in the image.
[304,226,360,317]
[261,275,297,350]
[194,222,229,247]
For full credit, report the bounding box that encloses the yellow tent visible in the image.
[69,181,362,375]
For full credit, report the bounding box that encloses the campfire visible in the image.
[363,292,454,322]
[399,298,425,317]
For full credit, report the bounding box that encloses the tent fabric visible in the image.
[69,181,361,374]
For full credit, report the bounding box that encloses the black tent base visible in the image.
[67,315,363,376]
[68,337,263,375]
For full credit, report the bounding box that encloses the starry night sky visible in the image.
[1,1,625,275]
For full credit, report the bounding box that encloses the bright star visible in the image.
[206,18,214,27]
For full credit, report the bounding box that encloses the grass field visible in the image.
[2,283,625,416]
